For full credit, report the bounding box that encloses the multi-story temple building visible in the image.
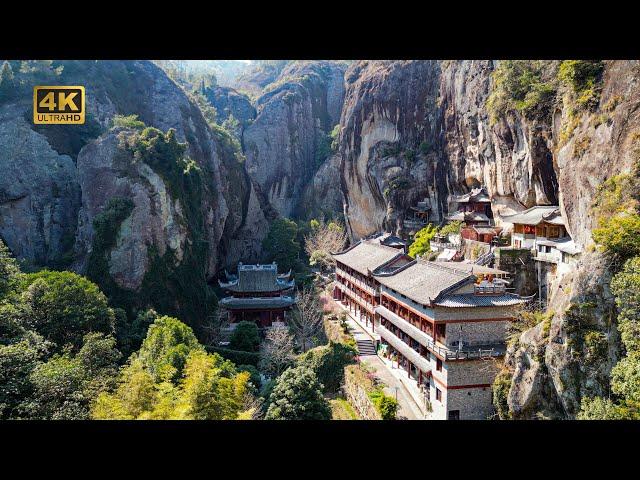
[332,240,529,420]
[219,263,295,327]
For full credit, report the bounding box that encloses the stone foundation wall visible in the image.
[443,319,508,346]
[446,358,501,386]
[446,386,494,420]
[343,365,382,420]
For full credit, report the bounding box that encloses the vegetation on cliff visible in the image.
[579,157,640,419]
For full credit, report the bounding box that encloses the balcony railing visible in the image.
[337,283,375,313]
[375,305,505,361]
[336,268,377,295]
[533,251,559,264]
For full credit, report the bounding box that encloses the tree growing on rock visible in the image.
[408,223,438,258]
[579,256,640,419]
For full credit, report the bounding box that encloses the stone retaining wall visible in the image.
[343,365,382,420]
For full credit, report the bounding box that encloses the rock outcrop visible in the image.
[204,85,256,137]
[0,104,81,269]
[243,61,346,218]
[338,61,447,239]
[0,60,268,330]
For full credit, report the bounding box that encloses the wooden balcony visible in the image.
[336,267,377,295]
[376,305,505,361]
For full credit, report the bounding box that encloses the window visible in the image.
[436,358,442,372]
[448,410,460,420]
[436,388,442,402]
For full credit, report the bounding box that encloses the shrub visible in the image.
[558,60,604,109]
[419,140,432,155]
[264,365,331,420]
[492,369,512,419]
[111,114,145,130]
[237,364,262,391]
[487,60,557,123]
[297,341,357,394]
[368,388,398,420]
[207,346,260,367]
[408,223,438,258]
[229,321,260,352]
[592,214,640,261]
[439,220,462,237]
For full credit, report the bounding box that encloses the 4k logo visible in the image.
[33,86,85,124]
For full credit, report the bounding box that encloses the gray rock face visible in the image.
[76,130,188,290]
[205,85,256,127]
[337,60,560,240]
[299,153,344,220]
[243,61,346,218]
[439,60,558,218]
[338,61,446,239]
[0,103,81,268]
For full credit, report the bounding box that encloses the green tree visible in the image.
[264,365,331,420]
[176,349,249,420]
[22,333,120,420]
[92,318,251,420]
[17,270,115,351]
[408,223,438,258]
[487,60,557,123]
[558,60,604,109]
[135,315,203,383]
[229,321,260,352]
[262,218,300,272]
[0,239,20,300]
[0,335,48,419]
[297,341,356,394]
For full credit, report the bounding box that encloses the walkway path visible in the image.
[345,315,425,420]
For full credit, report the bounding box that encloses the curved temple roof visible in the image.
[219,263,294,293]
[501,205,562,226]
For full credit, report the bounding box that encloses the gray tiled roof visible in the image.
[375,259,474,305]
[537,237,582,255]
[219,263,294,293]
[501,205,560,226]
[333,240,403,275]
[446,211,491,223]
[436,262,508,276]
[452,187,491,204]
[434,293,529,308]
[219,296,295,309]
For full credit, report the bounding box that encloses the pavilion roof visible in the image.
[219,296,296,310]
[219,263,294,293]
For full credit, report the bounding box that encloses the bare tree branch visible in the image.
[258,327,296,377]
[304,218,347,272]
[289,285,324,352]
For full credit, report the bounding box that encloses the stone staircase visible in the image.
[356,338,377,356]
